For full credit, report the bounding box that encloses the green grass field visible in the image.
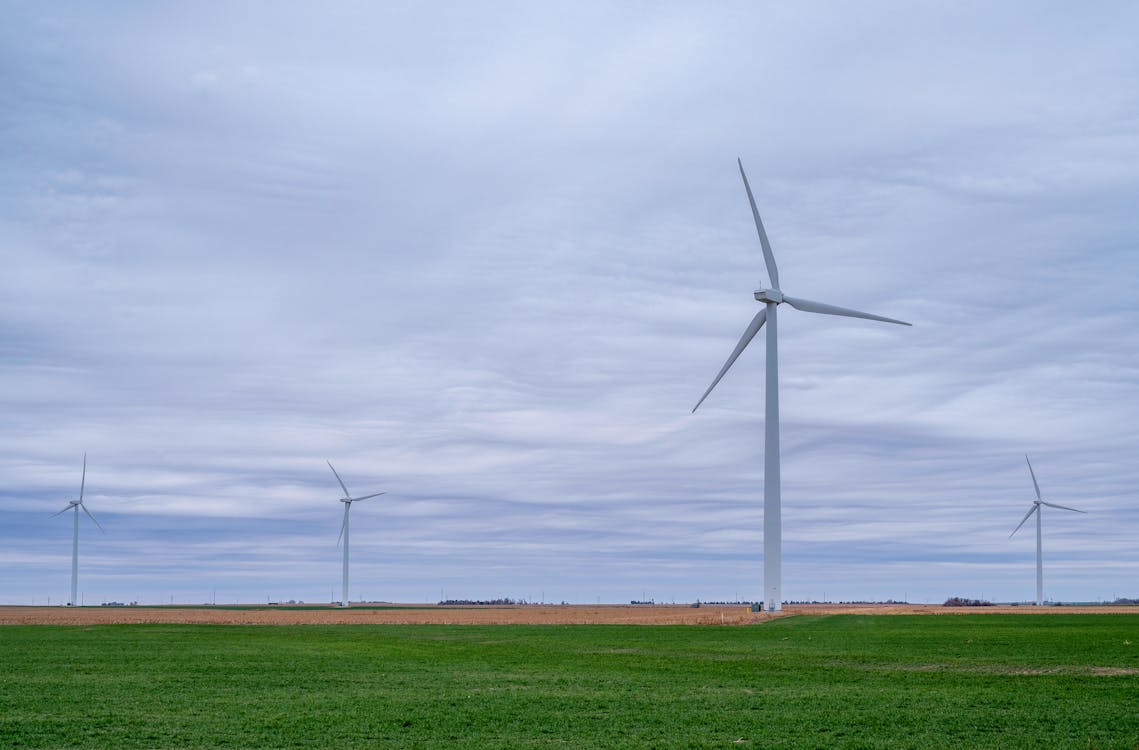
[2,615,1137,748]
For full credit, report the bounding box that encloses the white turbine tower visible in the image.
[1010,455,1085,606]
[327,461,385,607]
[693,159,911,612]
[50,453,103,606]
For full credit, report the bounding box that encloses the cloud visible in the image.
[2,2,1138,606]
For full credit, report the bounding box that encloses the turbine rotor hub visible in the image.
[754,289,783,303]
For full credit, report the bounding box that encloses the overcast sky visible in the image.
[3,2,1137,606]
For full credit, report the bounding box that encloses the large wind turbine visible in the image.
[50,453,103,606]
[1010,455,1085,606]
[327,461,385,607]
[693,159,911,612]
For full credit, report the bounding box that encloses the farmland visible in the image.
[1,602,1134,625]
[1,614,1137,748]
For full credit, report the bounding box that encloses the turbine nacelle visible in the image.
[754,289,783,303]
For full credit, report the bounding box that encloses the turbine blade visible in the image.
[1040,501,1086,514]
[738,158,779,290]
[337,505,349,547]
[327,461,351,498]
[81,503,105,533]
[783,296,912,326]
[1009,505,1037,538]
[351,492,386,502]
[692,307,767,413]
[1025,455,1042,502]
[50,505,73,518]
[79,453,87,503]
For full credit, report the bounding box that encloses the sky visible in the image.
[2,1,1137,606]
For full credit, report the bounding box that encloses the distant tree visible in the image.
[943,597,993,607]
[439,598,519,606]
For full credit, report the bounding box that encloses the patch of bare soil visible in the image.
[1,602,1136,626]
[784,603,1139,617]
[0,604,775,626]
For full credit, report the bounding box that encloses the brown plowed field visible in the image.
[2,603,1136,626]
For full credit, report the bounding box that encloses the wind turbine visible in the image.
[327,461,385,607]
[50,453,103,606]
[1010,455,1085,606]
[692,159,911,612]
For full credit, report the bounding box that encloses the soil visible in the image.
[2,603,1135,626]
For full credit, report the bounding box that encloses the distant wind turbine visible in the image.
[50,453,103,606]
[327,461,385,607]
[1010,455,1085,606]
[692,159,911,612]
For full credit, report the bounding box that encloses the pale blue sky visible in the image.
[2,1,1137,605]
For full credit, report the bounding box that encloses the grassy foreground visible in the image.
[1,615,1137,748]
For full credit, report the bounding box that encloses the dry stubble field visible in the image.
[2,602,1134,626]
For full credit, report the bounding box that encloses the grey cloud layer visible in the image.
[2,2,1137,605]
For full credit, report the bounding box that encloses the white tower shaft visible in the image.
[70,507,79,607]
[1035,505,1044,606]
[341,503,351,607]
[764,302,781,612]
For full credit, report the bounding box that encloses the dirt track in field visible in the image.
[2,603,1136,626]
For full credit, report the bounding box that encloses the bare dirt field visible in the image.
[2,602,1136,626]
